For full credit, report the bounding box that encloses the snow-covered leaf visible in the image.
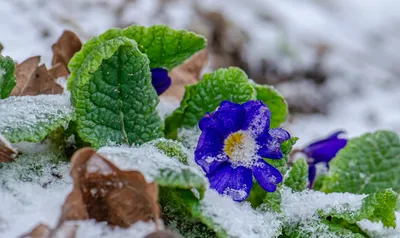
[165,67,256,139]
[152,138,189,165]
[322,130,400,194]
[0,55,16,99]
[71,36,163,148]
[0,95,73,143]
[97,144,207,197]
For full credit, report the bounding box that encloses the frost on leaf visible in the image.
[0,55,16,99]
[52,30,82,77]
[0,134,17,162]
[60,147,160,228]
[10,56,63,96]
[0,94,73,143]
[284,158,308,192]
[163,49,208,100]
[322,130,400,194]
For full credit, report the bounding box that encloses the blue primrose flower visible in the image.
[302,131,347,188]
[151,68,171,95]
[195,100,290,202]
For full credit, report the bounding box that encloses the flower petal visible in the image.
[308,164,316,188]
[207,162,233,194]
[224,166,253,201]
[252,159,283,192]
[242,100,271,137]
[257,128,291,159]
[151,68,171,95]
[199,101,245,138]
[303,131,347,164]
[195,128,227,173]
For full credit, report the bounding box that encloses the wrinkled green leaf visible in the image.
[252,84,288,128]
[0,95,72,143]
[72,37,163,148]
[68,25,206,90]
[165,67,256,139]
[284,158,308,192]
[0,55,16,99]
[322,130,400,194]
[151,138,189,165]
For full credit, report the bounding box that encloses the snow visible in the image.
[200,190,281,238]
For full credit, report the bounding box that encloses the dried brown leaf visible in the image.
[162,49,208,100]
[0,135,17,162]
[145,230,181,238]
[20,223,77,238]
[60,147,160,228]
[20,224,51,238]
[52,30,82,75]
[11,56,63,96]
[48,62,70,79]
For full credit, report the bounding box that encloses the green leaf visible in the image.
[122,25,207,70]
[284,158,308,192]
[151,138,189,165]
[160,188,228,238]
[0,95,73,143]
[165,67,257,139]
[68,25,206,90]
[0,55,16,99]
[321,130,400,194]
[72,36,163,148]
[252,84,288,127]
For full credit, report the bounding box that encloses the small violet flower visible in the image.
[151,68,171,95]
[302,131,347,187]
[195,100,290,202]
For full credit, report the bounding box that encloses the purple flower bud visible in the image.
[303,131,347,187]
[151,68,171,95]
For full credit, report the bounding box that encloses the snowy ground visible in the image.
[1,0,400,237]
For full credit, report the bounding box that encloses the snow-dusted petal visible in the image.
[224,166,253,201]
[199,101,245,138]
[242,100,271,137]
[151,68,171,95]
[257,128,290,159]
[195,128,227,173]
[212,101,245,137]
[303,131,347,164]
[207,162,233,194]
[252,159,282,192]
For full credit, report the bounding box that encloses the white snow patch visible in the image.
[200,190,281,238]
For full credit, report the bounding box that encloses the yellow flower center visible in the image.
[223,130,257,167]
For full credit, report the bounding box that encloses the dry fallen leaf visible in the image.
[0,134,17,162]
[162,49,208,100]
[59,147,160,228]
[51,30,82,77]
[20,224,51,238]
[20,223,77,238]
[10,56,64,96]
[145,230,181,238]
